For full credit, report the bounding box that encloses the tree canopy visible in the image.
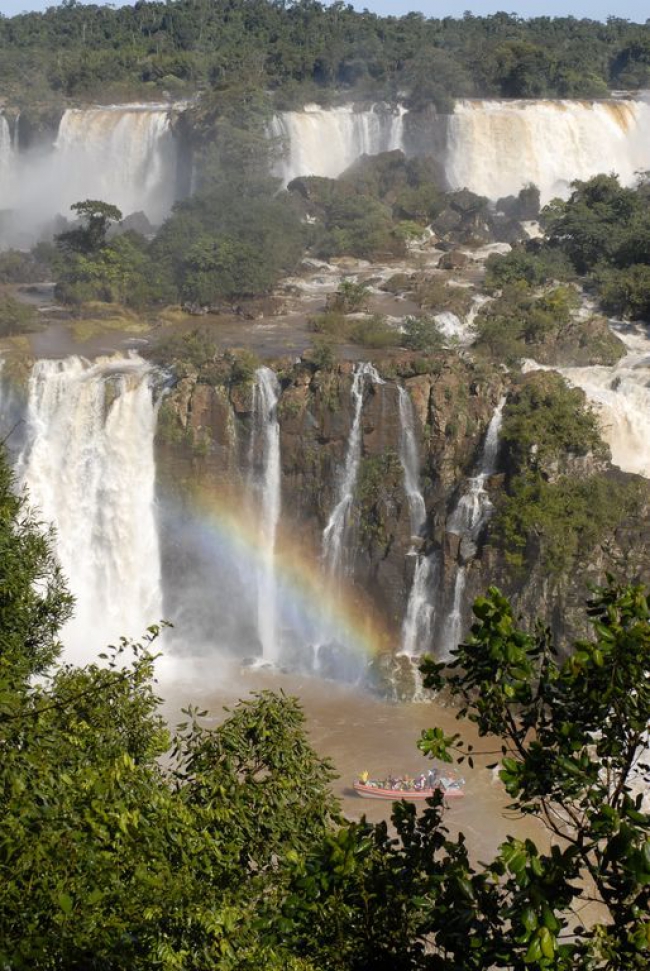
[1,440,648,968]
[0,3,648,105]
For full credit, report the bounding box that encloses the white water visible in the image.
[0,105,177,243]
[271,98,650,204]
[522,324,650,480]
[441,566,466,661]
[271,103,406,183]
[555,327,650,480]
[400,555,436,658]
[446,99,650,204]
[0,114,13,180]
[252,367,282,663]
[447,396,506,552]
[397,386,436,657]
[322,362,382,575]
[397,386,426,536]
[17,356,162,664]
[441,397,506,658]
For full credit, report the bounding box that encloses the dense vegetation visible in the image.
[1,448,648,968]
[493,372,645,574]
[1,2,649,106]
[47,92,306,309]
[487,174,650,323]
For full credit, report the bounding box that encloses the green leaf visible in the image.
[58,893,74,915]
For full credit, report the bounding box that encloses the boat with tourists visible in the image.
[353,768,465,801]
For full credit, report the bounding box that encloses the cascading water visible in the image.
[447,396,506,553]
[445,99,650,204]
[397,387,435,659]
[0,114,13,179]
[442,567,467,661]
[271,104,406,183]
[0,105,178,243]
[553,326,650,480]
[441,397,506,657]
[397,386,426,536]
[322,362,382,575]
[16,356,162,664]
[269,97,650,203]
[251,367,282,664]
[54,107,177,222]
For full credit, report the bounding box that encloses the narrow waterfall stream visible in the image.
[397,386,426,536]
[251,367,282,665]
[16,356,162,663]
[441,396,506,657]
[397,387,435,659]
[0,114,13,179]
[322,362,382,575]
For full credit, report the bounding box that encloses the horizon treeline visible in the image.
[0,1,649,107]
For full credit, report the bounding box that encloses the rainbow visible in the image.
[177,482,395,662]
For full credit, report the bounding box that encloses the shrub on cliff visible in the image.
[491,372,646,573]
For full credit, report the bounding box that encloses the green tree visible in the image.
[419,580,650,969]
[56,199,123,256]
[277,581,650,970]
[0,448,338,969]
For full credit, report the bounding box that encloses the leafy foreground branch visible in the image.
[0,440,648,969]
[418,582,650,970]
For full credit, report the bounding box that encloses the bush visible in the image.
[501,371,606,469]
[308,311,350,338]
[310,338,337,371]
[0,296,42,337]
[401,316,445,354]
[494,471,644,573]
[596,263,650,321]
[415,277,473,316]
[485,246,573,290]
[349,315,399,349]
[229,349,260,385]
[0,249,50,284]
[151,328,218,371]
[325,280,369,313]
[474,283,579,363]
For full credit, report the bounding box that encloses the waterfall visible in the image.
[0,104,178,242]
[53,106,177,222]
[251,367,282,664]
[554,326,650,480]
[322,362,382,575]
[271,104,406,183]
[270,97,650,203]
[447,396,506,554]
[445,99,650,204]
[397,386,426,536]
[441,397,506,657]
[397,386,436,657]
[441,567,466,661]
[0,114,13,180]
[400,555,436,658]
[16,356,162,664]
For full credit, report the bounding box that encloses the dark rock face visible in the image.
[155,353,650,661]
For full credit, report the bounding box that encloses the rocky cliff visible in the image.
[155,348,650,678]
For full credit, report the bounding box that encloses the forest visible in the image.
[0,1,649,106]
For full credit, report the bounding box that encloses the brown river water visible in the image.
[157,655,548,863]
